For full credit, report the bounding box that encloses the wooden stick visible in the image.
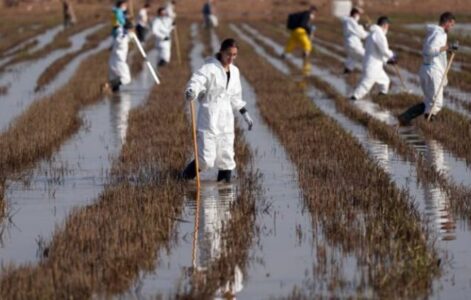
[190,100,201,190]
[427,52,456,121]
[174,25,182,65]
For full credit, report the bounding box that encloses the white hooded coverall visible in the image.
[186,57,246,171]
[342,16,368,71]
[420,25,448,115]
[108,28,131,86]
[152,16,174,63]
[352,24,394,99]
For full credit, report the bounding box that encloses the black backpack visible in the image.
[287,11,307,30]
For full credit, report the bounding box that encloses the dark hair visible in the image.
[439,12,455,25]
[157,7,166,15]
[309,5,317,12]
[216,38,238,60]
[144,2,151,8]
[116,0,127,7]
[377,16,390,26]
[219,38,238,52]
[350,8,360,17]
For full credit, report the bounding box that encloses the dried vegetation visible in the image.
[224,24,440,298]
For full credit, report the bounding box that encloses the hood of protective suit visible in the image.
[426,24,443,34]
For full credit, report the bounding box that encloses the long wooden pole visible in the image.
[174,25,182,65]
[190,100,201,189]
[427,52,456,121]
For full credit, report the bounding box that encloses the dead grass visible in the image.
[249,22,471,219]
[225,23,439,298]
[0,6,60,55]
[35,25,110,91]
[0,22,192,299]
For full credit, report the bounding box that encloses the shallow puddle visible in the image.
[0,23,106,132]
[117,24,321,299]
[0,25,63,66]
[0,51,157,266]
[236,23,471,298]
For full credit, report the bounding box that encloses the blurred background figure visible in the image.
[166,0,177,21]
[350,16,396,100]
[135,1,150,42]
[112,0,128,39]
[62,0,76,28]
[107,21,134,93]
[152,7,174,67]
[202,0,218,28]
[281,5,317,76]
[342,7,368,74]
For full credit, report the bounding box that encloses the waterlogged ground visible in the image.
[0,18,471,299]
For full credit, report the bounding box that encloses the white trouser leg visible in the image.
[376,68,390,94]
[422,69,444,115]
[214,132,236,171]
[197,131,217,171]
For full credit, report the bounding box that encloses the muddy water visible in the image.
[38,36,112,99]
[118,24,319,299]
[0,51,157,266]
[236,23,471,299]
[0,25,63,66]
[314,33,471,119]
[242,24,471,187]
[0,23,105,132]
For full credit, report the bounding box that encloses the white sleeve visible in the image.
[230,69,246,111]
[374,31,394,60]
[424,32,447,58]
[152,19,171,39]
[186,65,209,100]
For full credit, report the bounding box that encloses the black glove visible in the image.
[164,36,170,41]
[387,54,398,65]
[449,41,460,52]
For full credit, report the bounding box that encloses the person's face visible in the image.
[121,3,128,10]
[383,23,390,34]
[310,12,316,20]
[443,19,455,33]
[353,13,360,21]
[221,46,238,66]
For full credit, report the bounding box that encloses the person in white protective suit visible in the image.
[152,7,174,67]
[107,21,133,93]
[165,0,177,21]
[342,7,368,74]
[350,16,397,101]
[398,12,457,125]
[182,38,254,183]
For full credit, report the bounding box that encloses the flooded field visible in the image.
[0,1,470,299]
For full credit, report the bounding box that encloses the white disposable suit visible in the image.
[420,25,448,115]
[342,16,368,71]
[352,24,394,99]
[152,16,174,64]
[108,28,131,86]
[186,57,246,171]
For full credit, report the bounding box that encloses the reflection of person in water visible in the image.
[423,140,455,240]
[109,92,132,146]
[189,183,244,297]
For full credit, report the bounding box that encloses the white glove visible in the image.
[185,89,196,101]
[242,112,253,131]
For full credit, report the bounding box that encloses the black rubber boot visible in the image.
[158,59,168,67]
[398,102,426,126]
[110,78,121,93]
[182,160,197,180]
[217,170,232,183]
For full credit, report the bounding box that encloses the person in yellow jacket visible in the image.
[281,5,317,75]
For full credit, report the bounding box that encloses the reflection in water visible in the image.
[187,183,244,298]
[424,141,455,240]
[110,92,132,147]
